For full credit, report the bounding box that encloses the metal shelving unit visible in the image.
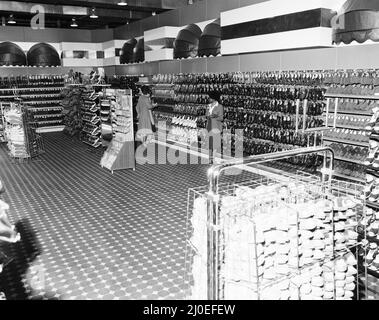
[0,76,65,133]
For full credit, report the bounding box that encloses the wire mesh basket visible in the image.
[185,147,366,300]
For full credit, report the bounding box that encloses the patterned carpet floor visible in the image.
[0,133,213,300]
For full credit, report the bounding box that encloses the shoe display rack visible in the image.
[109,76,141,137]
[151,74,176,108]
[1,102,44,160]
[0,75,65,134]
[100,89,135,173]
[61,84,85,137]
[0,105,4,143]
[186,147,363,300]
[94,84,112,147]
[152,72,325,171]
[100,93,112,145]
[80,86,102,148]
[323,70,379,183]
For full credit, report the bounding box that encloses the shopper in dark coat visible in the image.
[136,86,155,146]
[207,91,224,162]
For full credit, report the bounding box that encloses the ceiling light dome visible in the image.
[27,43,61,67]
[120,38,137,64]
[0,42,27,66]
[198,19,221,57]
[173,24,202,59]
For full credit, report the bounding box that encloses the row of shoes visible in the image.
[323,70,379,86]
[334,160,366,180]
[364,109,379,132]
[226,111,324,130]
[174,93,211,105]
[329,142,367,163]
[82,123,101,136]
[108,76,139,92]
[241,125,322,147]
[327,85,379,96]
[174,83,225,94]
[247,71,324,86]
[333,99,378,113]
[82,114,100,125]
[326,114,368,129]
[175,73,234,85]
[154,71,327,87]
[173,104,207,116]
[364,141,379,168]
[156,69,379,88]
[0,75,64,89]
[171,116,200,129]
[362,175,379,203]
[81,134,101,147]
[242,139,324,167]
[30,107,63,116]
[153,111,207,129]
[324,128,370,143]
[222,96,325,116]
[151,88,175,98]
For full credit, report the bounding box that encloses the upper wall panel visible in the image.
[180,1,207,26]
[239,0,269,8]
[141,16,160,33]
[0,26,93,43]
[0,27,24,42]
[114,22,143,40]
[158,9,181,27]
[205,0,241,20]
[25,28,92,43]
[91,29,114,43]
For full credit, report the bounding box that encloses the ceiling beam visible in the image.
[0,1,151,20]
[11,0,173,13]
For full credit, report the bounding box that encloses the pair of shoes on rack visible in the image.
[364,141,379,167]
[365,107,379,131]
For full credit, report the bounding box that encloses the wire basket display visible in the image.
[185,147,366,300]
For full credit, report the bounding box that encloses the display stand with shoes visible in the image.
[79,85,103,148]
[323,70,379,183]
[61,84,85,137]
[1,102,44,160]
[151,71,325,172]
[0,75,65,133]
[100,89,135,173]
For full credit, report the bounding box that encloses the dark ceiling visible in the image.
[0,0,190,29]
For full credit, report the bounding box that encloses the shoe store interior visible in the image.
[1,0,379,301]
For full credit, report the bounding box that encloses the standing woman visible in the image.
[136,86,156,146]
[206,91,224,163]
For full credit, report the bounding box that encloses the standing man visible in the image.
[206,91,224,163]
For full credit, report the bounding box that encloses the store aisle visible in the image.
[0,133,209,300]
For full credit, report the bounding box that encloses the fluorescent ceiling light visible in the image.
[90,8,98,19]
[70,18,78,27]
[118,1,127,6]
[8,15,16,24]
